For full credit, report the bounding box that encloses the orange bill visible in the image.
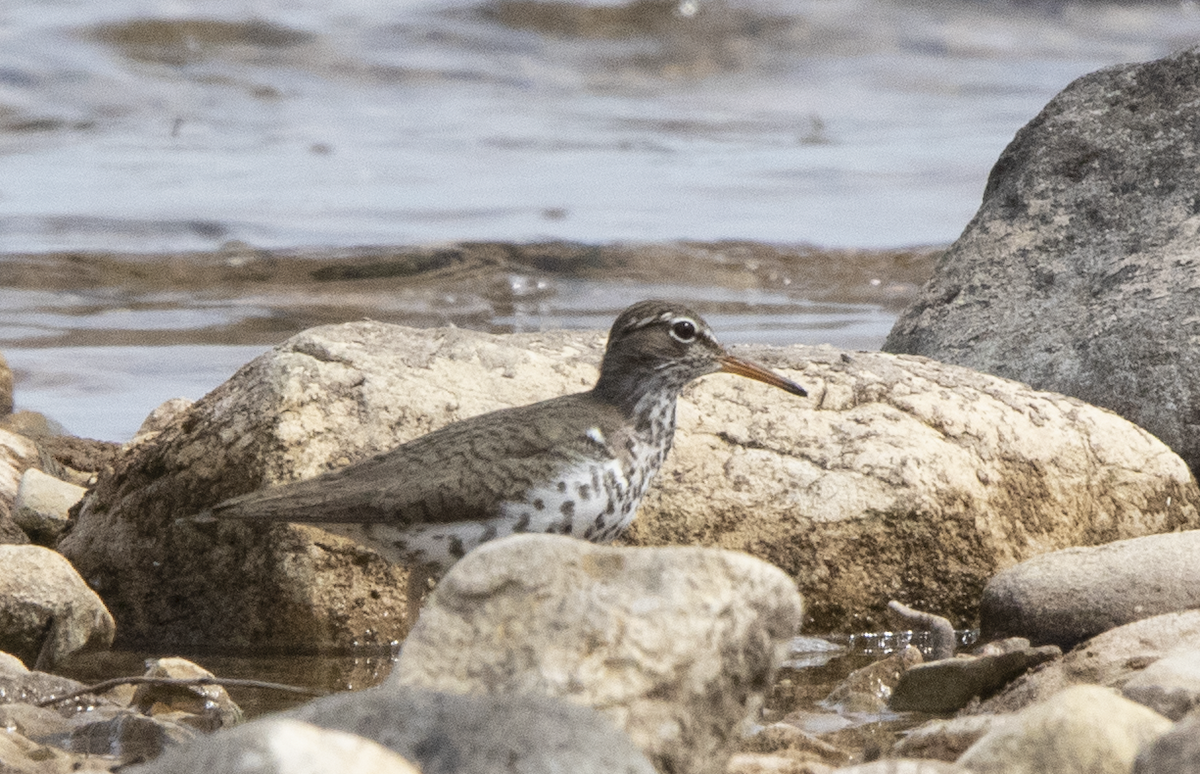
[719,354,807,397]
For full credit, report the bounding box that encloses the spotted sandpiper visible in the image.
[206,300,806,615]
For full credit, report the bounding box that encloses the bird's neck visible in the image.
[591,367,683,442]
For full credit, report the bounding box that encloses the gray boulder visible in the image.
[394,534,802,774]
[980,531,1200,649]
[884,45,1200,475]
[1135,708,1200,774]
[0,544,115,670]
[284,684,656,774]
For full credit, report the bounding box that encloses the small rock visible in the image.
[131,657,243,731]
[740,723,849,767]
[0,411,67,440]
[1122,649,1200,721]
[284,683,657,774]
[0,428,41,545]
[980,530,1200,649]
[1134,707,1200,774]
[888,639,1059,714]
[892,715,1012,762]
[68,712,196,760]
[0,727,86,774]
[13,469,86,545]
[0,701,76,741]
[126,718,421,774]
[133,398,193,441]
[727,752,834,774]
[0,544,116,670]
[821,646,923,714]
[394,534,804,774]
[957,684,1173,774]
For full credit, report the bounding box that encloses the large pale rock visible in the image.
[884,45,1200,476]
[393,535,803,774]
[59,322,1199,648]
[284,683,657,774]
[0,545,115,670]
[127,718,421,774]
[957,685,1172,774]
[980,531,1200,649]
[629,345,1198,630]
[972,610,1200,715]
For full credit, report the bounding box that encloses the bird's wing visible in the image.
[208,394,615,528]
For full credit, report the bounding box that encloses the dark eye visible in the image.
[669,319,697,343]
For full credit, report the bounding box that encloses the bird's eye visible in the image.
[669,318,698,343]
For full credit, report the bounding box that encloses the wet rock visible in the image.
[958,685,1172,774]
[0,701,76,742]
[891,715,1012,762]
[980,531,1200,650]
[68,712,196,761]
[126,717,420,774]
[394,534,802,774]
[13,469,85,545]
[131,657,242,731]
[821,646,922,714]
[883,45,1200,476]
[0,657,118,714]
[889,639,1060,714]
[1122,649,1200,721]
[974,609,1200,715]
[284,683,657,774]
[1134,707,1200,774]
[58,322,1200,647]
[0,544,115,670]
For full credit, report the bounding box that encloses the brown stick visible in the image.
[35,675,325,708]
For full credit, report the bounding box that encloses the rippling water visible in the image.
[2,0,1199,439]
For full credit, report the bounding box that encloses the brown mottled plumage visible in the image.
[206,300,807,615]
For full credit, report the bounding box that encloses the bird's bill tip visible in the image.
[719,355,807,397]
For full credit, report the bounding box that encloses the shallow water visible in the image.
[3,0,1199,439]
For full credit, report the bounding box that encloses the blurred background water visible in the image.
[3,0,1199,440]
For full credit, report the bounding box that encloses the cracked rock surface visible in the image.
[60,321,1199,647]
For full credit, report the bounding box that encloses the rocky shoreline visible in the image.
[2,39,1200,774]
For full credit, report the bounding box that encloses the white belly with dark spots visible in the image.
[335,442,668,571]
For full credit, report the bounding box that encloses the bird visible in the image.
[205,300,807,618]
